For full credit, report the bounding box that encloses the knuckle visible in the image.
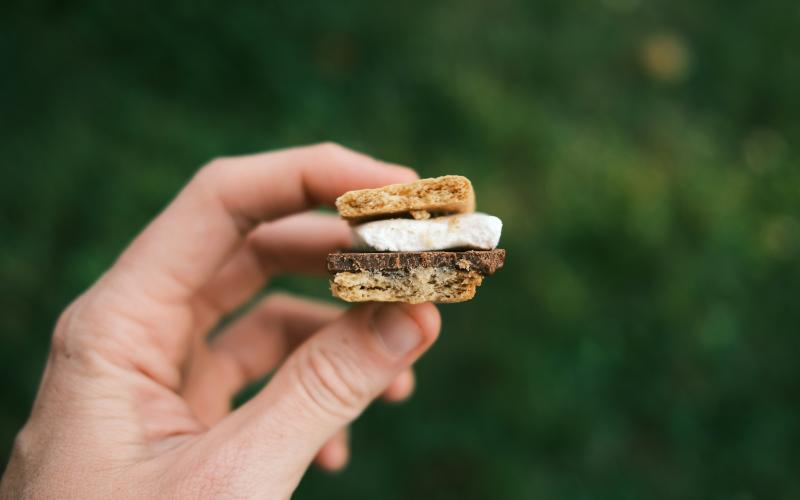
[48,291,136,371]
[256,294,344,328]
[296,344,369,420]
[259,292,295,314]
[1,425,38,496]
[50,297,85,357]
[252,293,294,325]
[195,157,232,187]
[10,424,35,461]
[314,141,348,158]
[195,158,256,236]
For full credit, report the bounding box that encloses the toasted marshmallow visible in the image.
[352,212,502,252]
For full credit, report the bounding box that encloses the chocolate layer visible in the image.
[327,249,506,276]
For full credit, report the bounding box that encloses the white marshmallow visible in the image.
[352,212,502,252]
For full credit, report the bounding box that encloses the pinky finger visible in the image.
[314,427,349,472]
[382,368,415,403]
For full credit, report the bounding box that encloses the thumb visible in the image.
[217,302,440,485]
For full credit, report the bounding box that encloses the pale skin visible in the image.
[0,143,442,499]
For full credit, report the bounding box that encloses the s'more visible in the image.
[327,175,506,303]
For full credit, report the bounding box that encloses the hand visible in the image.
[0,143,441,499]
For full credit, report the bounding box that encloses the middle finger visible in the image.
[193,211,351,331]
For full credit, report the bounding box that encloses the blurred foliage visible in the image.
[2,0,800,498]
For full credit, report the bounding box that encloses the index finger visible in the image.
[111,143,418,302]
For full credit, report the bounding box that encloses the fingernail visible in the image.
[372,305,423,358]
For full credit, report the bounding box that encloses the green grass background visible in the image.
[2,1,800,498]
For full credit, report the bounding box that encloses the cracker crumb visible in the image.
[410,209,431,220]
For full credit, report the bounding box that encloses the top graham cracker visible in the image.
[335,175,475,221]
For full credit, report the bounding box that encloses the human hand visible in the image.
[0,143,441,499]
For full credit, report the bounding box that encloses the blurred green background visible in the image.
[2,1,800,498]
